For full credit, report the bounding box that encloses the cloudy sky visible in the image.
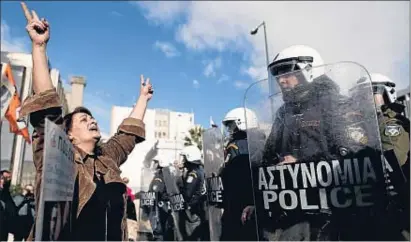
[1,1,409,133]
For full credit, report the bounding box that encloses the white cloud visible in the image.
[217,74,229,84]
[110,11,124,17]
[132,1,189,26]
[203,56,222,77]
[243,65,267,81]
[1,20,29,53]
[193,79,200,88]
[234,81,249,89]
[154,41,180,58]
[140,1,409,89]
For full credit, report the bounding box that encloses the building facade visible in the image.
[1,51,84,186]
[110,106,195,191]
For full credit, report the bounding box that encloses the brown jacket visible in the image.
[20,88,145,241]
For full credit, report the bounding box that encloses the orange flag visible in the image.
[2,63,31,144]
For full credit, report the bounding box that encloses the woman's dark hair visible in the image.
[63,106,93,133]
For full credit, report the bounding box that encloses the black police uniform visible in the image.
[219,130,258,241]
[148,170,174,241]
[181,163,208,241]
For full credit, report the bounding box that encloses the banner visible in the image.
[0,67,15,120]
[0,62,30,143]
[35,119,76,241]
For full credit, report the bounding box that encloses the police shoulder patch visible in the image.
[188,171,197,178]
[187,176,194,183]
[385,124,401,137]
[226,143,239,150]
[153,185,158,191]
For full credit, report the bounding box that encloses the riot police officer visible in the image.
[256,45,376,241]
[374,73,410,241]
[369,73,410,173]
[262,45,365,165]
[179,145,208,241]
[353,73,410,240]
[219,107,258,241]
[148,157,175,241]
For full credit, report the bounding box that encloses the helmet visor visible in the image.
[372,84,386,95]
[222,120,237,137]
[269,60,299,77]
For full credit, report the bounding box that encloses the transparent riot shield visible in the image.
[162,166,185,241]
[137,167,156,240]
[244,62,391,241]
[202,127,225,241]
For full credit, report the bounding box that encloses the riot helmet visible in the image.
[222,107,258,138]
[268,45,324,102]
[180,145,203,165]
[153,154,173,169]
[351,73,397,110]
[370,73,397,105]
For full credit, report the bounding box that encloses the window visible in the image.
[159,132,162,138]
[162,132,166,138]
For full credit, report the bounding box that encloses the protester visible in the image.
[12,184,35,241]
[0,170,17,241]
[19,2,153,240]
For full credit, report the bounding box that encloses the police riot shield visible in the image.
[137,167,156,240]
[162,165,185,241]
[202,127,225,241]
[244,62,391,241]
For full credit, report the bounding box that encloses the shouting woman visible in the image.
[19,2,153,241]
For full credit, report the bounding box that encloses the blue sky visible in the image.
[1,1,409,134]
[1,1,255,134]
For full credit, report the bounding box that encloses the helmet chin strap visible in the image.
[373,93,385,113]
